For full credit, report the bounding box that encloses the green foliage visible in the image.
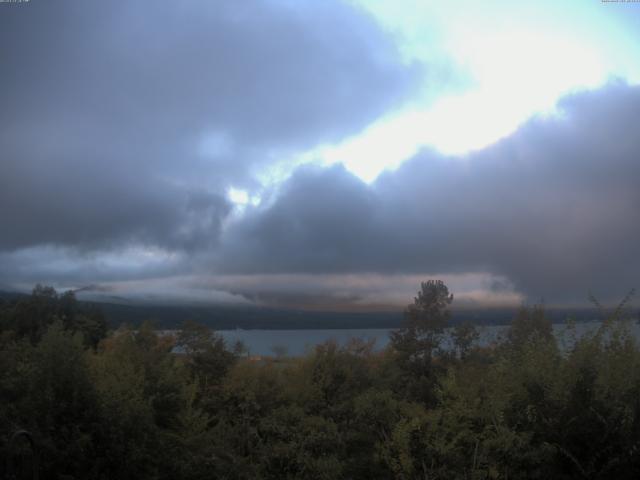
[3,283,640,479]
[506,304,554,350]
[452,321,480,359]
[0,322,101,478]
[389,279,454,404]
[257,406,343,479]
[176,320,237,392]
[391,280,453,358]
[0,285,107,347]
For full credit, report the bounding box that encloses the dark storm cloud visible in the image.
[218,81,640,303]
[218,163,379,273]
[0,0,420,253]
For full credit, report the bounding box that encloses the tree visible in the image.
[506,304,553,350]
[21,322,101,477]
[4,285,107,347]
[390,280,453,362]
[176,321,237,395]
[389,280,453,403]
[452,321,479,360]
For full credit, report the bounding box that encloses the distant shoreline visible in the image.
[1,290,628,330]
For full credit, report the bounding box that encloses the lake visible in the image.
[215,320,638,356]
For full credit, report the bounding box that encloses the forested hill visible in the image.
[98,302,608,330]
[0,289,604,329]
[98,302,404,329]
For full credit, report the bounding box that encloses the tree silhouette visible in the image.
[389,280,453,403]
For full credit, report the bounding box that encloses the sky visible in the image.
[1,0,640,310]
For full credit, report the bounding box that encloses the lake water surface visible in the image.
[216,321,639,357]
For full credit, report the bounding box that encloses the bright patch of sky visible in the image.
[295,0,640,182]
[227,187,261,210]
[227,187,250,206]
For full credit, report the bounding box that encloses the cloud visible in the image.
[58,272,520,311]
[2,0,638,308]
[0,0,420,253]
[209,273,521,310]
[217,81,640,303]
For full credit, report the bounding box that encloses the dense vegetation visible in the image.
[1,281,640,479]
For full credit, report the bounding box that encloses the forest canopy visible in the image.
[1,282,640,479]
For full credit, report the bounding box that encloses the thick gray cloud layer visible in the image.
[0,0,419,252]
[218,82,640,303]
[2,1,639,306]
